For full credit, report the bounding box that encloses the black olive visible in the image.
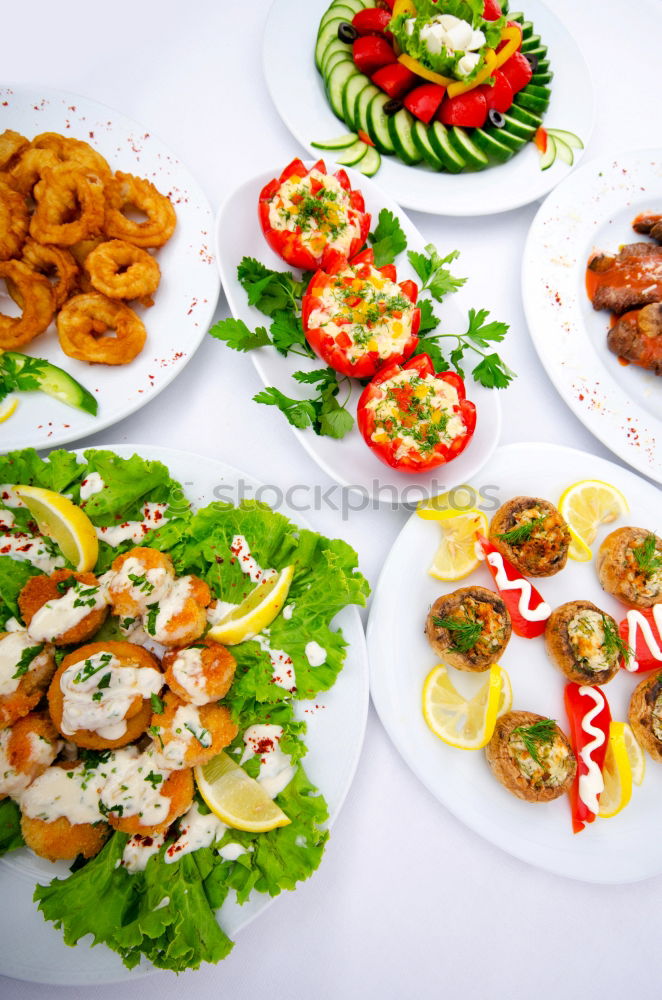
[337,22,358,42]
[524,52,539,71]
[488,109,505,128]
[384,99,403,116]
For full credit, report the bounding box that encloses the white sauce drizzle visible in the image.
[0,632,48,697]
[241,724,296,799]
[171,647,208,705]
[79,473,105,501]
[147,576,194,644]
[305,641,327,667]
[207,600,240,625]
[95,503,169,547]
[577,685,607,814]
[486,551,552,622]
[625,605,662,672]
[282,602,295,621]
[21,760,109,824]
[155,703,211,769]
[230,535,277,585]
[99,747,171,826]
[218,842,248,862]
[253,633,296,692]
[121,832,165,872]
[27,580,109,643]
[106,556,173,612]
[59,653,163,740]
[0,530,65,573]
[164,801,226,863]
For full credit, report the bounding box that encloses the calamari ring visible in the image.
[70,236,106,292]
[9,146,60,197]
[22,238,79,310]
[85,239,160,302]
[30,163,105,246]
[32,132,111,180]
[57,292,146,364]
[105,171,176,248]
[0,259,55,349]
[0,178,29,261]
[0,129,29,171]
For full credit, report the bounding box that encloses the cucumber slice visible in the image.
[315,21,349,71]
[485,125,527,152]
[471,128,513,163]
[334,139,369,166]
[448,127,489,171]
[509,104,543,128]
[520,43,547,61]
[2,352,97,415]
[520,19,534,38]
[328,0,367,13]
[531,70,553,86]
[516,87,550,114]
[546,128,584,150]
[535,58,551,73]
[412,120,444,170]
[508,10,523,23]
[540,135,556,170]
[321,38,353,77]
[311,133,358,151]
[355,83,381,134]
[521,33,541,51]
[524,84,552,100]
[318,4,356,31]
[552,136,573,166]
[326,61,359,120]
[499,112,536,139]
[343,75,370,129]
[367,93,396,154]
[428,122,465,173]
[387,108,422,166]
[355,145,381,177]
[324,51,354,80]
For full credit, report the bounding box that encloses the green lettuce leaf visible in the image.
[0,448,83,494]
[389,0,504,79]
[0,799,24,855]
[0,555,42,628]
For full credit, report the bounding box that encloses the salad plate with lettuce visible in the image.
[0,444,369,983]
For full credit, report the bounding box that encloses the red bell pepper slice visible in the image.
[301,248,421,379]
[534,127,548,153]
[618,606,662,673]
[258,158,371,272]
[499,50,533,95]
[357,354,476,473]
[438,90,488,128]
[475,535,550,639]
[564,684,612,834]
[372,63,419,99]
[404,83,447,124]
[353,36,397,76]
[482,0,502,19]
[352,8,393,36]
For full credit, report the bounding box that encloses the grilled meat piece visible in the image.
[587,243,662,313]
[607,303,662,374]
[632,213,662,244]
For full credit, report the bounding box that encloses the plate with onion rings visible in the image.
[0,84,219,450]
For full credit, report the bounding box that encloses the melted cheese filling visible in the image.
[267,169,361,258]
[367,369,466,460]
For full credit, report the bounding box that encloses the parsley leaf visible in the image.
[270,310,311,356]
[464,307,509,347]
[150,692,165,714]
[414,308,515,389]
[255,368,354,439]
[236,258,304,316]
[12,644,44,679]
[253,388,319,430]
[417,298,441,335]
[208,318,271,352]
[368,208,407,267]
[407,244,466,302]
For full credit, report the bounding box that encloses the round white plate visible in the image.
[216,163,501,503]
[262,0,594,217]
[368,442,662,884]
[523,148,662,484]
[0,444,369,984]
[0,85,220,451]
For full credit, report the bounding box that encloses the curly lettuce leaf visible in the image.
[0,555,42,628]
[0,448,83,494]
[390,0,504,79]
[0,799,24,855]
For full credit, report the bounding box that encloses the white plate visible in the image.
[0,85,220,450]
[523,148,662,484]
[216,164,501,502]
[368,442,662,884]
[262,0,594,217]
[0,444,369,984]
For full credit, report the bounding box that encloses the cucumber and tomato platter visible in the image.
[314,0,581,175]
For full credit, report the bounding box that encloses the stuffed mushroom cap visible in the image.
[597,527,662,609]
[545,600,621,686]
[489,497,571,578]
[485,710,576,802]
[426,586,511,672]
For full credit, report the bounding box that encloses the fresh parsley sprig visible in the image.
[408,244,467,301]
[368,209,407,267]
[0,353,49,405]
[254,368,354,439]
[415,307,516,389]
[512,718,557,766]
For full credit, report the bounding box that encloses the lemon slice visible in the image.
[0,396,18,423]
[195,752,291,832]
[422,663,509,750]
[598,721,633,819]
[425,508,488,581]
[417,486,483,521]
[207,564,295,645]
[559,480,629,560]
[13,484,98,571]
[622,722,645,786]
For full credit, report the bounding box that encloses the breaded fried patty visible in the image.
[18,569,108,645]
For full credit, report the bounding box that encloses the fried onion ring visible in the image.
[105,171,176,248]
[22,238,79,309]
[85,239,160,302]
[30,164,105,246]
[57,292,146,364]
[9,146,60,197]
[0,178,29,261]
[0,259,55,348]
[0,129,29,171]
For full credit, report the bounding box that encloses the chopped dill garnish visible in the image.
[512,718,557,766]
[497,516,546,546]
[433,615,483,653]
[633,533,662,578]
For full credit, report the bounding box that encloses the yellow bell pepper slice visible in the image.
[493,23,523,70]
[446,48,497,97]
[397,53,455,88]
[392,0,417,16]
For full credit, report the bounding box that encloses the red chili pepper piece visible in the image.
[475,535,550,639]
[564,684,611,834]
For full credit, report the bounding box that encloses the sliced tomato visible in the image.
[372,62,419,98]
[479,70,513,113]
[438,90,488,128]
[353,35,397,75]
[482,0,502,19]
[404,83,447,124]
[352,8,393,35]
[499,50,533,94]
[258,158,371,271]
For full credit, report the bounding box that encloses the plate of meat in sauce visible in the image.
[522,148,662,485]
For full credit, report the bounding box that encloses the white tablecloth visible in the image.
[3,0,662,995]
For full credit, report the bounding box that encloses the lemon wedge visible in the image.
[195,752,291,832]
[559,480,629,560]
[622,722,645,786]
[422,663,510,750]
[13,484,98,572]
[598,721,633,818]
[0,396,18,423]
[207,565,295,645]
[417,486,484,521]
[423,508,488,581]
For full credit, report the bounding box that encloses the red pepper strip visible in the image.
[618,606,662,672]
[564,684,611,834]
[475,535,549,639]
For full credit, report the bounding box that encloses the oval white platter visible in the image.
[368,442,662,884]
[0,84,220,451]
[261,0,594,217]
[215,162,501,503]
[0,444,369,984]
[523,148,662,485]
